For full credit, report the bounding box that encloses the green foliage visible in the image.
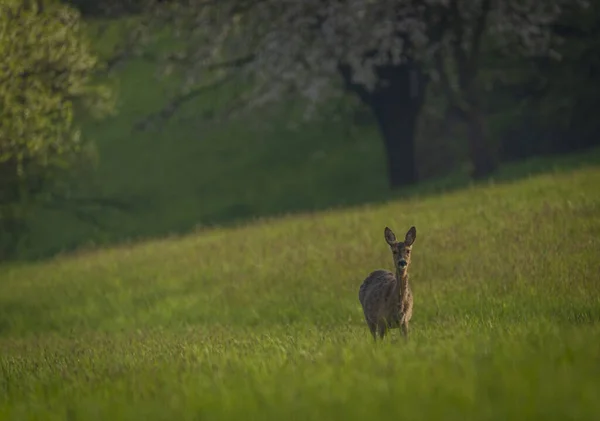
[0,0,110,258]
[535,3,600,148]
[473,3,600,161]
[1,165,599,419]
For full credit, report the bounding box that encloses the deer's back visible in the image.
[359,270,400,324]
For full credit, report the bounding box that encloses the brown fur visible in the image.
[358,226,416,340]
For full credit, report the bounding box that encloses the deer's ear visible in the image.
[384,227,397,246]
[404,226,416,246]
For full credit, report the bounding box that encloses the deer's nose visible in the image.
[399,259,407,268]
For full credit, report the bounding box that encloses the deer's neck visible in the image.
[395,268,410,301]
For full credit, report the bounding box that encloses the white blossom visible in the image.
[144,0,588,111]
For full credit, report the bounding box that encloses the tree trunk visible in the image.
[465,106,497,179]
[371,95,419,188]
[339,62,427,189]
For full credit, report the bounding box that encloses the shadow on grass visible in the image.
[6,145,597,266]
[394,146,600,200]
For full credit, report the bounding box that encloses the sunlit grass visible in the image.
[1,165,599,420]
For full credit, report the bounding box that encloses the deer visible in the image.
[358,226,416,340]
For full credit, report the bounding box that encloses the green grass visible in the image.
[3,17,600,419]
[1,165,599,420]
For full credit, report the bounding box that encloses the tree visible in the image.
[140,0,433,188]
[429,0,589,178]
[0,0,111,258]
[140,0,587,185]
[492,0,600,162]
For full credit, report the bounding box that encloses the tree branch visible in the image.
[103,44,255,76]
[430,2,463,111]
[465,0,492,84]
[48,194,137,211]
[40,193,140,230]
[449,0,468,89]
[183,54,255,71]
[434,50,459,109]
[337,64,373,106]
[133,75,235,131]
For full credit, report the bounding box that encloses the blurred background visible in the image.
[1,0,599,261]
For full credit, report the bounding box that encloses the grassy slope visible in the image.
[1,164,599,420]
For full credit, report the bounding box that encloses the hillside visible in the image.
[1,165,599,420]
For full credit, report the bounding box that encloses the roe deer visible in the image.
[358,226,416,340]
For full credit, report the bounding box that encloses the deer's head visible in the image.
[384,226,416,275]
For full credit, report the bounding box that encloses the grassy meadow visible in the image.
[2,15,600,421]
[1,163,600,420]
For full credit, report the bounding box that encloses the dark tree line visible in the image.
[65,0,599,188]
